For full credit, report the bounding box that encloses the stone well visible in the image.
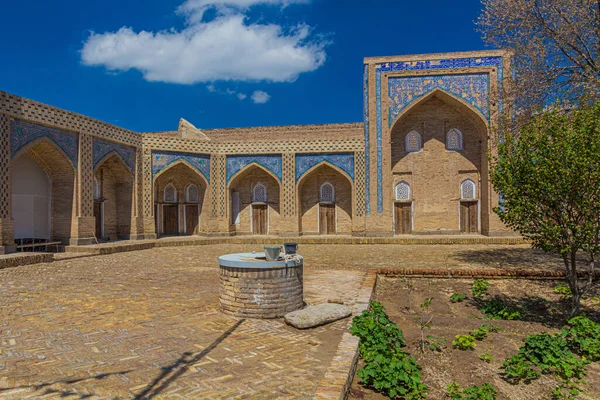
[218,252,304,318]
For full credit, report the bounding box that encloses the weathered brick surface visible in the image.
[220,265,304,318]
[0,246,368,399]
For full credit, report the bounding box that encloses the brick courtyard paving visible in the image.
[0,243,562,399]
[0,246,368,399]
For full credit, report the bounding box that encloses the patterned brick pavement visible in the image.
[0,246,368,399]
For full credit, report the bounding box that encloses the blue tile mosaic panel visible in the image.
[372,56,503,215]
[10,119,78,166]
[226,154,282,183]
[296,153,355,182]
[388,74,490,124]
[152,151,210,183]
[93,139,136,172]
[363,64,371,216]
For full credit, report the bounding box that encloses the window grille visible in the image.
[253,184,267,203]
[395,182,411,201]
[461,179,476,200]
[320,182,335,202]
[187,184,199,203]
[164,184,177,203]
[446,128,463,150]
[405,131,422,153]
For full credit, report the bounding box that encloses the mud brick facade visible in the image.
[0,50,513,253]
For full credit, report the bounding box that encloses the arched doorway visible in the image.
[390,90,487,233]
[228,164,280,235]
[297,163,352,235]
[94,154,134,240]
[153,162,208,237]
[11,139,76,245]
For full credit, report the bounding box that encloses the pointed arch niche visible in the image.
[228,164,281,235]
[94,154,134,240]
[389,89,488,233]
[11,139,76,245]
[153,161,208,237]
[297,163,352,235]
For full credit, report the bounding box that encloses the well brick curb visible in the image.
[313,268,378,400]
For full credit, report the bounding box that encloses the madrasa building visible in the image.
[0,49,513,253]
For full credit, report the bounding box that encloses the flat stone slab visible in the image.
[284,303,352,329]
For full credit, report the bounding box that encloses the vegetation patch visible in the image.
[350,301,428,399]
[446,381,497,400]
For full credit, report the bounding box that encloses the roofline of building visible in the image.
[363,49,513,64]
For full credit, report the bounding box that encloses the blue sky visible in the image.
[0,0,489,132]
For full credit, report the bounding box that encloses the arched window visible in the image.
[405,131,422,153]
[446,128,463,151]
[461,179,477,200]
[164,183,177,203]
[93,177,101,200]
[395,181,411,201]
[320,182,335,202]
[186,184,199,203]
[253,183,267,203]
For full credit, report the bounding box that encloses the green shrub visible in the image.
[501,332,588,399]
[481,323,502,333]
[426,335,447,352]
[563,316,600,361]
[554,284,573,299]
[446,381,497,400]
[471,279,490,301]
[450,293,467,303]
[481,299,522,320]
[453,335,476,350]
[350,301,428,399]
[470,325,488,341]
[479,353,493,363]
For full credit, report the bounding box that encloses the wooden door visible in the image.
[94,201,102,238]
[185,205,199,235]
[395,202,412,234]
[319,204,335,235]
[163,205,179,235]
[252,204,267,235]
[460,201,478,233]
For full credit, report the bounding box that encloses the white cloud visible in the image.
[81,1,326,85]
[251,90,270,104]
[237,93,247,100]
[178,0,309,23]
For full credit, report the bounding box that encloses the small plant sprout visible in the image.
[446,381,497,400]
[426,335,447,352]
[479,353,493,363]
[472,279,490,301]
[450,293,467,303]
[418,297,434,353]
[452,334,476,350]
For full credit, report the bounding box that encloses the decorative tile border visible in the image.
[10,119,78,166]
[152,151,210,183]
[296,153,355,182]
[363,64,371,216]
[226,154,282,183]
[93,138,136,171]
[388,73,490,125]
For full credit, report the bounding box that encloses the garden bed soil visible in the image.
[349,277,600,400]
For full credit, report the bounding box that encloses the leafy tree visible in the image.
[490,103,600,316]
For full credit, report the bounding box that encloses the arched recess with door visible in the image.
[228,164,281,235]
[459,178,479,233]
[94,153,134,240]
[297,162,352,235]
[389,89,488,233]
[394,181,412,234]
[10,138,76,245]
[153,161,209,237]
